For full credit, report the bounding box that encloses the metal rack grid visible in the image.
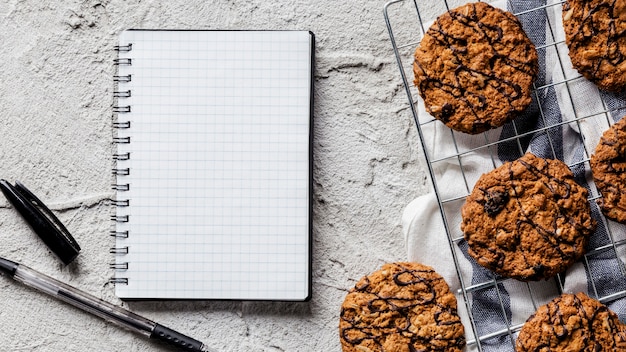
[384,0,626,350]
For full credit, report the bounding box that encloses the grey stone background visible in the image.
[0,1,436,350]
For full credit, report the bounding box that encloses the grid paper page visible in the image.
[114,30,312,300]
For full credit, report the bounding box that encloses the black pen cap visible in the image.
[0,180,81,265]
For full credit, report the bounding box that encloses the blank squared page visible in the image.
[114,30,312,300]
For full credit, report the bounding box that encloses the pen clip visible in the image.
[0,180,81,265]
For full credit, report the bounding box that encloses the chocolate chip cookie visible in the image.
[339,262,465,352]
[591,117,626,223]
[413,2,538,134]
[516,292,626,351]
[563,0,626,91]
[461,153,596,281]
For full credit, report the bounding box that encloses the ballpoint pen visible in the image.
[0,256,216,352]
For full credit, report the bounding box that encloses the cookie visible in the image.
[562,0,626,91]
[591,117,626,223]
[413,2,538,134]
[516,292,626,351]
[461,152,596,281]
[590,118,626,223]
[339,262,465,352]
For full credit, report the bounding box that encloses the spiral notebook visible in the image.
[111,30,314,301]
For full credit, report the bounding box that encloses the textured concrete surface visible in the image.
[0,1,430,351]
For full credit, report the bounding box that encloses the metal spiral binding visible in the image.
[113,136,130,144]
[110,262,129,270]
[112,184,130,191]
[110,230,129,238]
[111,199,129,207]
[111,215,129,223]
[111,42,133,285]
[114,43,132,52]
[109,247,129,254]
[113,58,132,65]
[113,105,131,113]
[113,74,132,82]
[113,121,131,128]
[113,90,131,98]
[109,277,129,285]
[113,152,130,161]
[112,168,130,176]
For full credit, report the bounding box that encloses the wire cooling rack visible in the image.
[385,0,626,350]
